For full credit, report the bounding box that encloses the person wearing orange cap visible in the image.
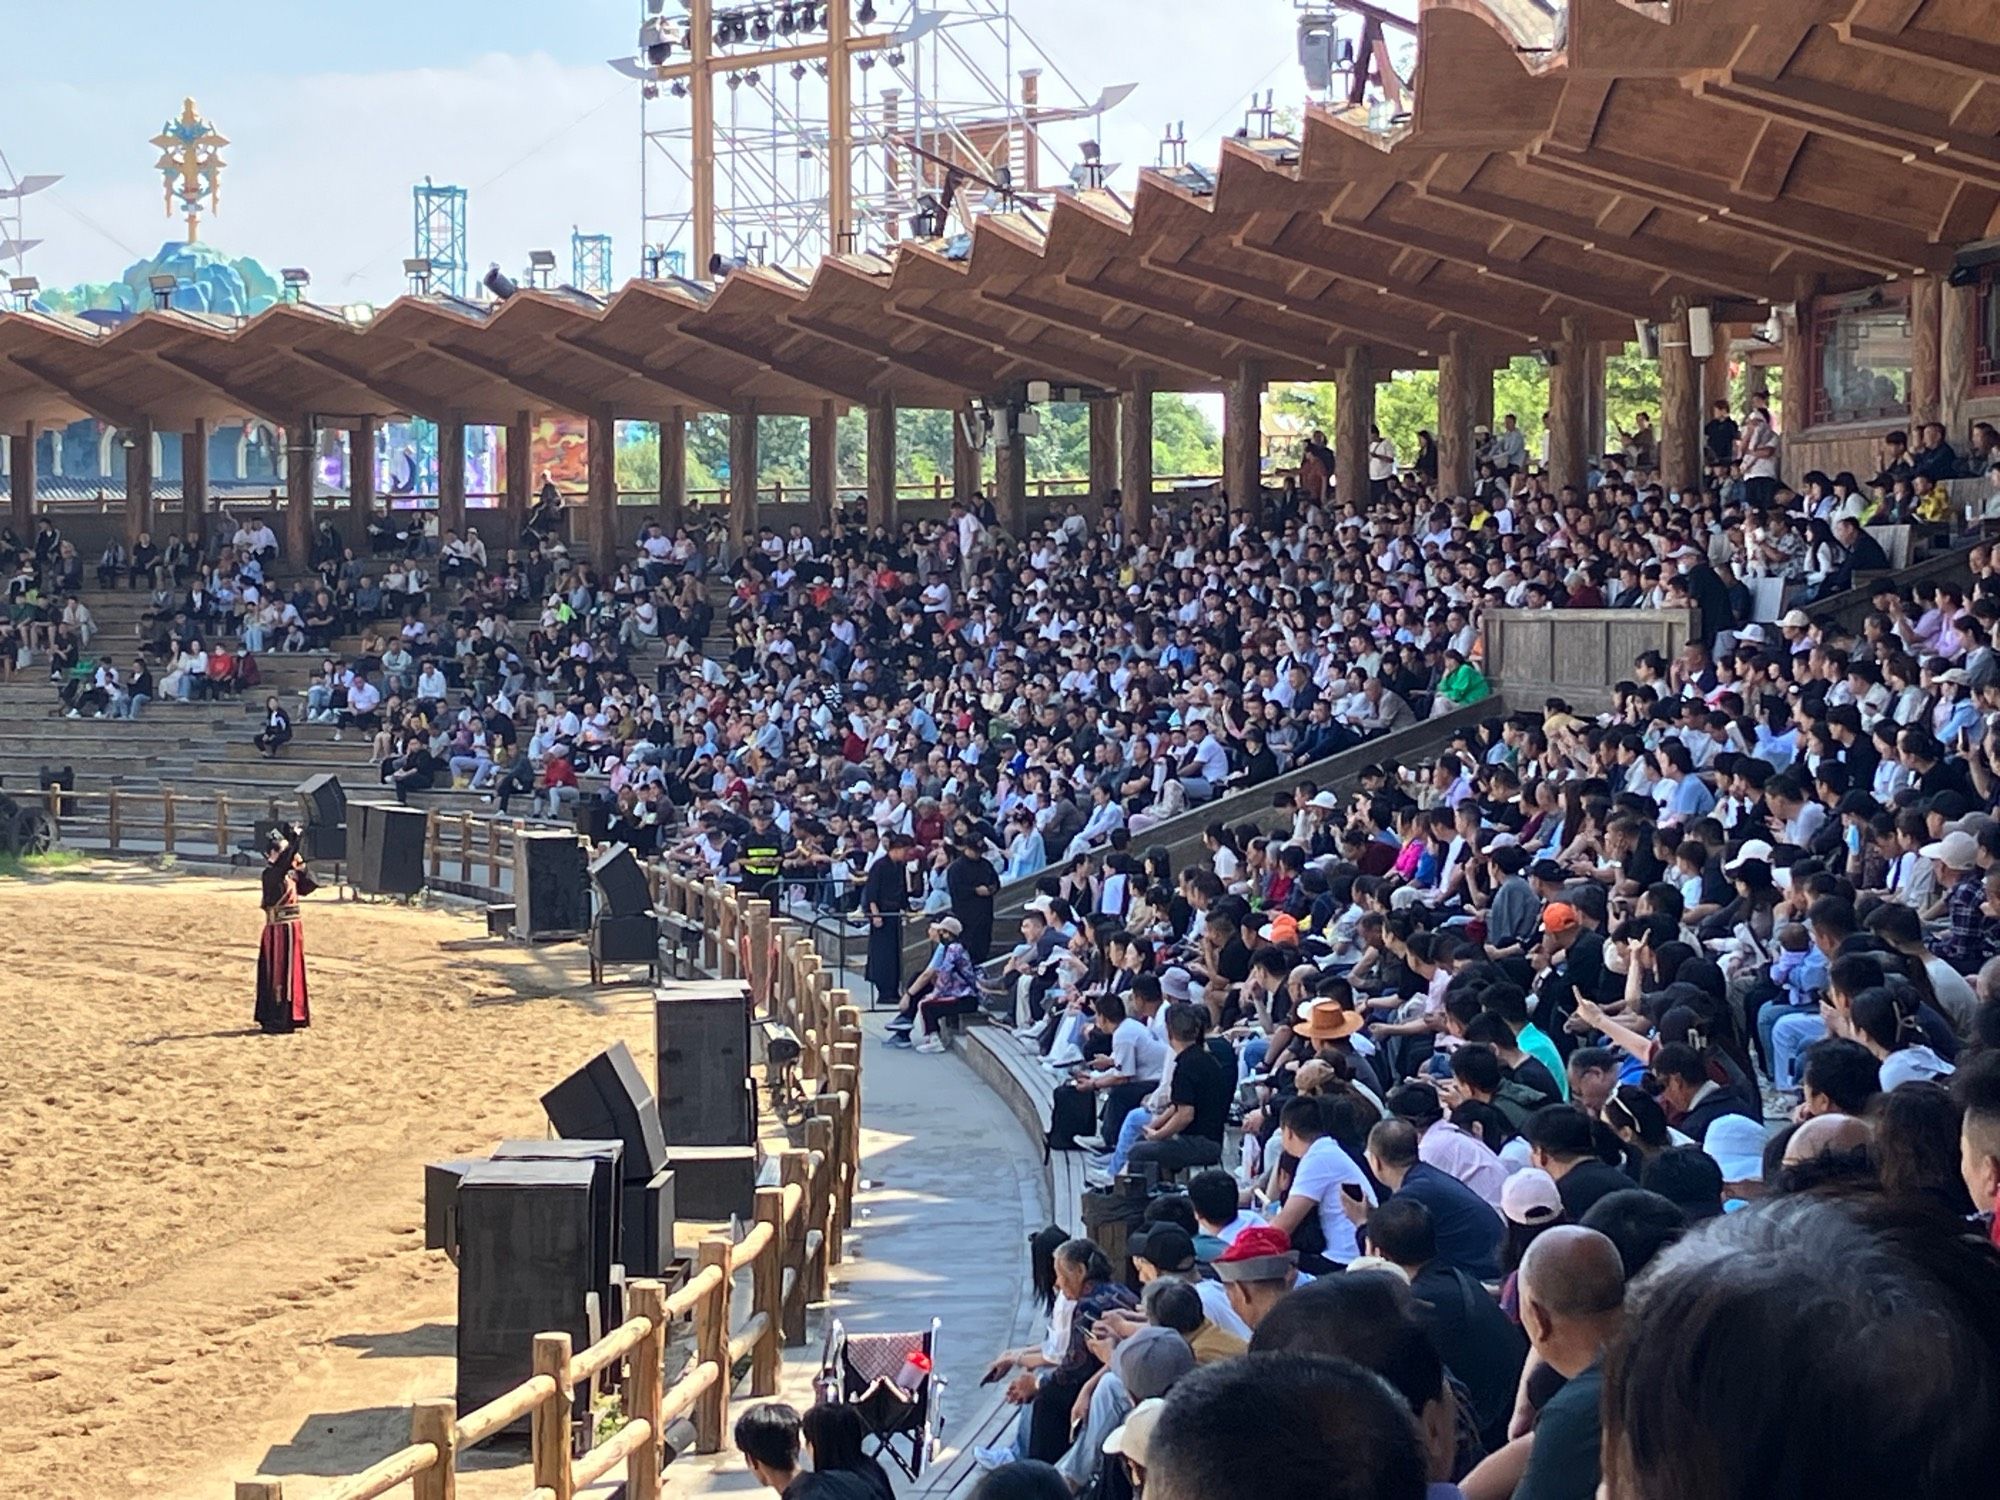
[1534,898,1612,1050]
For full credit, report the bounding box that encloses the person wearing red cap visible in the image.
[1209,1224,1300,1331]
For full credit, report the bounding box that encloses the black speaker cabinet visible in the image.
[593,913,660,965]
[349,801,426,896]
[623,1167,679,1278]
[590,843,653,920]
[423,1157,484,1260]
[515,830,590,937]
[654,981,755,1147]
[575,796,613,845]
[491,1139,624,1330]
[669,1145,760,1221]
[456,1159,600,1429]
[541,1041,668,1179]
[296,772,347,862]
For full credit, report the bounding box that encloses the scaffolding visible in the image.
[412,178,469,299]
[621,1,1130,272]
[573,228,614,294]
[0,147,60,282]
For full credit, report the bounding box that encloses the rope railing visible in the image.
[229,883,864,1500]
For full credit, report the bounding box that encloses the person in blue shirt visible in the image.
[1345,1118,1504,1281]
[1655,740,1715,823]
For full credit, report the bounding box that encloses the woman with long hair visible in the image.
[801,1404,895,1500]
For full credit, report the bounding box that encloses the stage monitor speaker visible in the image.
[668,1145,759,1220]
[590,843,653,920]
[1688,305,1715,361]
[491,1139,623,1328]
[456,1159,599,1429]
[349,801,426,895]
[575,796,613,845]
[296,773,347,862]
[541,1041,668,1179]
[423,1157,484,1260]
[655,982,755,1147]
[593,913,660,964]
[515,830,590,937]
[623,1167,678,1278]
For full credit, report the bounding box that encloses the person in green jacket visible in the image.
[1435,648,1491,713]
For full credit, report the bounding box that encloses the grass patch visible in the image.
[0,848,88,879]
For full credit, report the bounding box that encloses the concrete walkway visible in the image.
[665,1013,1047,1496]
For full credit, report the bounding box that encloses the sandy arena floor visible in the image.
[0,866,660,1499]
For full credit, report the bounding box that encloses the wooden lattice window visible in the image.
[1975,267,2000,394]
[1808,286,1911,427]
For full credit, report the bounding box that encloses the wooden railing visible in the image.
[231,882,864,1499]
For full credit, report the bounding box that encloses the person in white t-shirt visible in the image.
[1270,1095,1376,1266]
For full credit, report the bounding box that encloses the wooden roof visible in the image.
[3,0,1995,435]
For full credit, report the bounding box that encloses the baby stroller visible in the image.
[813,1317,944,1480]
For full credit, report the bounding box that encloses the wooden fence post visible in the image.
[694,1237,733,1453]
[804,1113,838,1291]
[162,791,176,854]
[700,881,720,973]
[426,810,443,880]
[626,1279,666,1500]
[458,812,472,883]
[411,1398,457,1500]
[747,899,772,1010]
[778,1150,810,1345]
[532,1332,575,1500]
[486,819,501,890]
[235,1483,283,1500]
[216,791,230,857]
[829,1064,860,1229]
[751,1186,784,1395]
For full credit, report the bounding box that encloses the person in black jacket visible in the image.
[734,1402,877,1499]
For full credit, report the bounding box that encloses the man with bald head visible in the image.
[1515,1225,1626,1500]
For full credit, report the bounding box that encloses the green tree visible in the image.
[1152,393,1222,476]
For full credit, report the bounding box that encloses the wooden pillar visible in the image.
[584,411,617,564]
[1335,343,1375,509]
[659,408,686,531]
[10,421,36,536]
[994,418,1027,536]
[1658,297,1700,494]
[500,410,530,539]
[953,405,983,501]
[179,417,209,545]
[808,399,837,534]
[1548,317,1589,495]
[1585,341,1608,466]
[864,394,894,531]
[1470,347,1495,438]
[1224,359,1265,519]
[1778,307,1810,450]
[437,419,467,540]
[1943,280,1975,447]
[729,404,758,553]
[1437,332,1473,498]
[1119,373,1154,536]
[350,416,378,539]
[280,419,310,565]
[1910,275,1943,428]
[1087,398,1118,504]
[1702,337,1734,430]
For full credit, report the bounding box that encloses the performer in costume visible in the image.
[256,823,317,1034]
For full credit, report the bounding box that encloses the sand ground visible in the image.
[0,865,659,1499]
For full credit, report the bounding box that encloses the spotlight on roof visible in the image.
[280,267,311,302]
[526,248,558,290]
[148,273,178,310]
[483,263,519,301]
[709,253,749,280]
[8,275,40,310]
[404,257,434,293]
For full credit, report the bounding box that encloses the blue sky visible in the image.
[2,1,1310,303]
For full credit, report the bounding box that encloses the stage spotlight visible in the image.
[777,4,796,34]
[641,16,675,65]
[790,61,807,80]
[709,253,749,279]
[751,9,770,41]
[857,0,876,22]
[887,49,904,66]
[148,273,178,310]
[726,71,743,88]
[670,79,688,97]
[404,257,433,293]
[797,1,818,27]
[280,267,311,302]
[745,69,763,88]
[483,263,519,301]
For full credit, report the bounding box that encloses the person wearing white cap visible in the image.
[1700,1113,1769,1203]
[1924,829,1991,975]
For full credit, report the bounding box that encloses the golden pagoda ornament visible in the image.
[151,98,227,243]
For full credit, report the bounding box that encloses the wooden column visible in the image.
[179,418,208,546]
[1335,343,1375,509]
[500,410,530,539]
[1658,298,1700,494]
[1910,275,1943,428]
[1224,359,1266,519]
[1943,280,1975,447]
[1437,332,1473,498]
[729,404,759,553]
[1702,337,1734,428]
[584,412,617,564]
[864,394,894,531]
[281,419,310,564]
[1087,398,1118,505]
[659,408,686,531]
[10,421,36,536]
[437,419,467,540]
[1120,373,1154,536]
[1548,317,1589,495]
[1778,307,1810,451]
[1585,341,1608,466]
[994,418,1027,536]
[808,399,837,533]
[953,405,983,501]
[350,416,378,540]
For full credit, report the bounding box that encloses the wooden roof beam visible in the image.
[1696,72,2000,181]
[420,340,608,420]
[886,299,1128,390]
[1523,141,1934,276]
[682,319,881,406]
[550,331,763,411]
[146,350,297,428]
[1831,21,2000,86]
[1062,271,1416,368]
[287,346,442,422]
[1139,251,1486,351]
[6,353,145,432]
[783,315,980,397]
[975,287,1226,383]
[1414,174,1777,301]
